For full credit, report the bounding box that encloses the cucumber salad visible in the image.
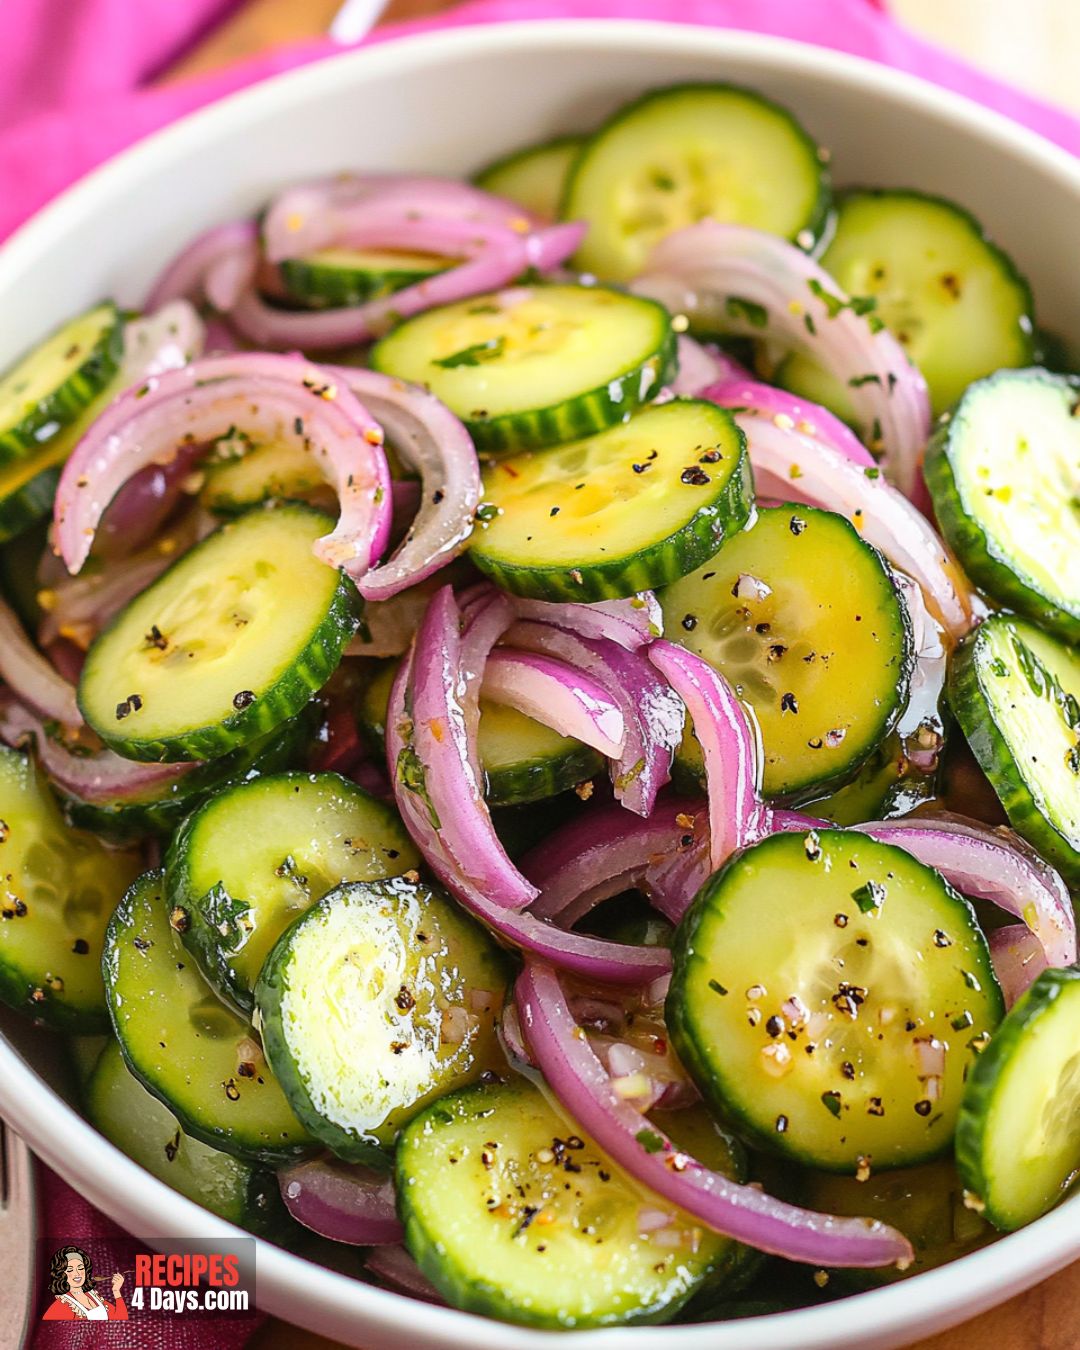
[1,80,1078,1329]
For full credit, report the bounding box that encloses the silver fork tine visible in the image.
[0,1118,39,1350]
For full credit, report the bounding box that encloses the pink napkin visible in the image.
[6,0,1078,1344]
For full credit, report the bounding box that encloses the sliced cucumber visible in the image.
[807,733,936,825]
[370,284,676,456]
[103,869,313,1163]
[0,519,49,627]
[925,369,1080,643]
[398,1078,736,1327]
[86,1041,291,1237]
[359,660,602,807]
[956,966,1080,1230]
[470,400,752,601]
[0,747,141,1031]
[661,505,912,799]
[256,877,510,1166]
[948,614,1080,884]
[667,828,1003,1171]
[800,1157,992,1285]
[563,84,829,283]
[166,770,419,1012]
[78,503,360,762]
[780,190,1034,418]
[0,303,124,461]
[201,439,332,516]
[279,249,448,310]
[475,136,584,220]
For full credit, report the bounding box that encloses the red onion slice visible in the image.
[989,925,1050,1008]
[482,649,625,759]
[633,222,931,497]
[649,640,765,869]
[145,220,259,312]
[364,1246,445,1304]
[853,816,1076,969]
[279,1157,403,1247]
[327,367,480,601]
[506,621,683,817]
[0,597,82,727]
[516,963,912,1268]
[54,353,392,581]
[508,593,662,650]
[670,336,732,397]
[388,646,670,983]
[716,405,973,638]
[703,373,876,468]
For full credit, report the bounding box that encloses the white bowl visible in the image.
[0,20,1077,1350]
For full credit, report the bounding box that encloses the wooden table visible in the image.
[163,3,1078,1345]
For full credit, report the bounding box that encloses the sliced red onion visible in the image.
[327,367,480,601]
[364,1245,445,1304]
[649,640,765,869]
[278,1157,402,1246]
[524,798,705,926]
[891,571,948,773]
[989,925,1050,1008]
[122,300,207,378]
[509,594,662,651]
[506,621,682,817]
[409,587,536,910]
[54,353,391,581]
[0,596,81,727]
[482,649,625,759]
[853,816,1076,969]
[388,646,670,983]
[670,336,732,397]
[516,963,912,1268]
[633,223,931,497]
[145,220,259,312]
[0,697,194,799]
[715,405,973,638]
[703,373,875,468]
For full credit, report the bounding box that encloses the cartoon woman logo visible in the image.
[41,1245,128,1321]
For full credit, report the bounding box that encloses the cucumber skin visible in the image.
[954,965,1080,1231]
[560,82,833,268]
[79,508,362,763]
[924,378,1079,645]
[0,304,124,463]
[0,466,60,544]
[474,134,584,219]
[947,624,1080,886]
[471,430,754,602]
[55,709,314,843]
[371,300,678,459]
[666,831,1002,1172]
[0,954,110,1035]
[278,256,443,309]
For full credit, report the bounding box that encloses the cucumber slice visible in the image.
[86,1041,291,1238]
[475,136,584,220]
[201,439,332,516]
[0,519,49,628]
[397,1078,738,1327]
[470,400,752,601]
[799,1157,992,1285]
[255,877,510,1166]
[0,303,124,461]
[0,747,141,1032]
[78,503,360,762]
[103,869,313,1163]
[279,249,448,310]
[370,284,676,456]
[661,505,912,799]
[956,966,1080,1230]
[563,84,829,283]
[925,369,1080,643]
[948,614,1080,884]
[166,770,420,1013]
[359,660,602,807]
[807,733,937,826]
[780,190,1035,418]
[667,828,1004,1171]
[54,711,314,844]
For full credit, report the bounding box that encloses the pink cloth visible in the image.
[1,0,1078,245]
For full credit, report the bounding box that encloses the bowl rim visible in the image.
[1,19,1078,1350]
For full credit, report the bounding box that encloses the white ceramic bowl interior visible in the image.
[0,21,1077,1350]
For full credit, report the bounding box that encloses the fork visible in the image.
[0,1119,38,1350]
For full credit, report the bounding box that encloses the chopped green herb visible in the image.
[434,337,507,369]
[636,1128,665,1154]
[851,880,887,914]
[725,296,769,329]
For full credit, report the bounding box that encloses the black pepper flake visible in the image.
[512,1207,538,1237]
[395,986,416,1012]
[224,1079,241,1102]
[232,690,255,711]
[549,506,561,517]
[841,1061,856,1080]
[293,417,304,436]
[914,1099,932,1117]
[834,912,848,928]
[631,462,650,474]
[780,692,799,714]
[808,737,824,750]
[164,1131,181,1163]
[765,1015,785,1038]
[145,624,168,651]
[805,832,822,862]
[708,978,728,997]
[768,644,787,663]
[789,516,807,536]
[680,466,711,486]
[775,1114,788,1134]
[169,907,190,934]
[115,694,143,720]
[432,488,445,505]
[867,1097,885,1117]
[698,448,722,463]
[681,614,698,631]
[71,938,90,955]
[933,929,952,948]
